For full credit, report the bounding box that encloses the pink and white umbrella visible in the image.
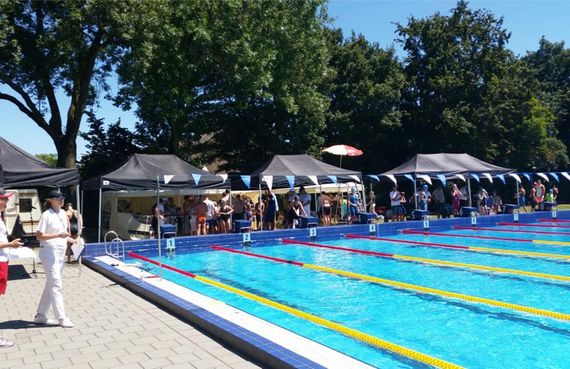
[322,144,363,167]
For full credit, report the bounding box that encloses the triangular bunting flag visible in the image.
[561,172,570,182]
[163,175,174,185]
[497,174,506,184]
[417,174,432,185]
[262,175,273,190]
[404,174,415,183]
[482,173,493,182]
[549,172,559,182]
[349,175,361,183]
[509,173,521,183]
[368,175,380,182]
[521,173,531,182]
[308,175,319,185]
[455,174,466,182]
[286,175,295,189]
[470,174,480,182]
[327,175,338,184]
[191,173,202,186]
[219,173,228,183]
[436,174,446,186]
[240,175,251,189]
[384,174,397,185]
[536,172,549,182]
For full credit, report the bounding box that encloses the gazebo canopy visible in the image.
[81,154,226,191]
[0,136,79,188]
[235,154,362,189]
[381,153,512,177]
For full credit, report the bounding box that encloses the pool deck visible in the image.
[0,259,262,369]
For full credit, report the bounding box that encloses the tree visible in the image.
[78,112,140,179]
[322,29,404,173]
[115,0,330,171]
[525,38,570,166]
[396,1,567,170]
[35,153,57,166]
[0,0,138,168]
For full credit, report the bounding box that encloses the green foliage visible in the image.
[322,29,404,173]
[0,0,139,168]
[78,112,140,179]
[35,153,57,167]
[115,0,330,171]
[396,0,568,171]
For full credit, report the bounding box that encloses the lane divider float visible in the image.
[127,251,462,369]
[212,246,570,323]
[281,239,570,283]
[454,225,570,236]
[497,222,570,229]
[345,234,570,261]
[401,229,570,247]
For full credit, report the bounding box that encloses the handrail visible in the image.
[104,231,125,260]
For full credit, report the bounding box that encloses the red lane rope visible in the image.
[454,225,570,236]
[497,222,570,229]
[211,245,304,266]
[128,252,197,278]
[345,234,470,250]
[539,219,570,223]
[401,229,532,243]
[282,239,396,257]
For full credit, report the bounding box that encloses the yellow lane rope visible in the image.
[195,275,463,369]
[128,252,462,369]
[392,255,570,282]
[469,246,570,260]
[302,264,570,322]
[534,240,570,246]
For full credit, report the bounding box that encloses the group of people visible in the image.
[1,189,83,348]
[517,179,559,212]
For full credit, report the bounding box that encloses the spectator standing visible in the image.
[0,189,23,347]
[254,196,264,231]
[299,186,311,218]
[34,190,75,328]
[432,185,447,218]
[517,187,528,212]
[477,188,489,215]
[233,194,245,220]
[451,184,462,216]
[65,203,83,263]
[416,184,431,211]
[389,186,402,221]
[535,180,546,209]
[264,189,278,230]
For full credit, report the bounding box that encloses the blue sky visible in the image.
[1,0,569,159]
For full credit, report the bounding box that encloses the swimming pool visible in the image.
[122,219,570,368]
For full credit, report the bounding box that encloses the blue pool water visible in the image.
[131,223,570,368]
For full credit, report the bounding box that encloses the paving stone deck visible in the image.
[0,259,262,369]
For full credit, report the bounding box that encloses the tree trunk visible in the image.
[55,136,77,169]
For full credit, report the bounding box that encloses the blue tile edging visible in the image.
[84,257,327,369]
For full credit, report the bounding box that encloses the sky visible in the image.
[1,0,569,160]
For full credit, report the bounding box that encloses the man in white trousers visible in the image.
[33,190,75,328]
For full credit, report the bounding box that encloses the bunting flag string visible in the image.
[327,175,338,184]
[240,175,251,189]
[191,173,202,186]
[286,175,295,189]
[436,174,446,186]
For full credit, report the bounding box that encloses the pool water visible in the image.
[131,223,570,368]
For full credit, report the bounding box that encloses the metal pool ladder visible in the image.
[104,231,125,260]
